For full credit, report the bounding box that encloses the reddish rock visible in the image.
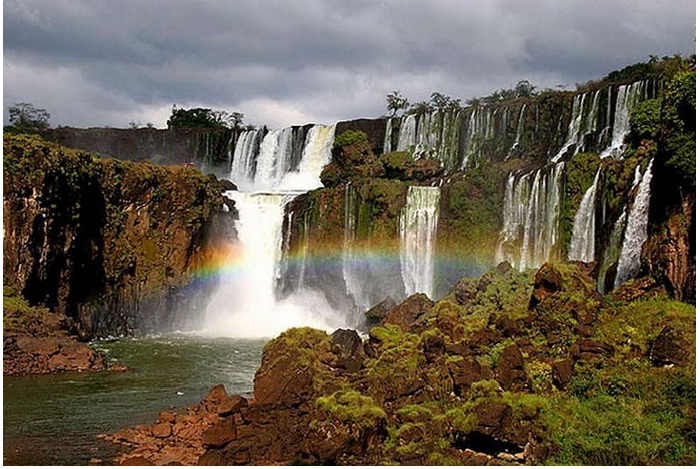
[120,456,154,465]
[552,359,574,390]
[449,357,493,396]
[217,394,248,417]
[494,315,521,337]
[496,344,529,392]
[363,297,397,329]
[151,422,172,439]
[381,293,434,332]
[202,419,237,449]
[475,401,513,435]
[528,263,564,309]
[649,326,689,366]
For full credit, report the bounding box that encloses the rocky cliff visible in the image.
[3,134,231,339]
[106,263,696,465]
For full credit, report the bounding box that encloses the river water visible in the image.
[3,335,266,466]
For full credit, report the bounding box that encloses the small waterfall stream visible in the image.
[568,168,601,262]
[614,159,655,287]
[400,186,441,298]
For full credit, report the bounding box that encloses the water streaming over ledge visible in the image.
[496,163,565,271]
[204,124,346,338]
[568,168,601,262]
[614,159,655,287]
[400,186,441,298]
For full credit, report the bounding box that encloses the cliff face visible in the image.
[41,127,236,174]
[3,134,228,338]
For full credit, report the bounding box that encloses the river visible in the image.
[3,335,266,466]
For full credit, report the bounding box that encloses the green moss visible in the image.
[334,130,369,149]
[315,390,387,429]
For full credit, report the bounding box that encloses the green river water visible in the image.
[3,334,266,466]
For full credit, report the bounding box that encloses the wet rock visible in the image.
[381,293,434,332]
[649,325,689,366]
[528,263,564,309]
[363,297,397,329]
[330,329,366,372]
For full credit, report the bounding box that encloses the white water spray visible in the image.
[568,168,600,262]
[204,124,345,338]
[400,186,441,297]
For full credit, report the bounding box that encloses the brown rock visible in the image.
[573,324,595,337]
[201,419,237,449]
[151,422,172,439]
[649,325,689,366]
[363,297,397,328]
[452,278,478,306]
[449,357,493,396]
[381,293,434,332]
[496,344,528,392]
[494,315,520,337]
[528,263,564,309]
[120,456,154,465]
[552,359,574,390]
[217,394,248,417]
[475,401,513,434]
[16,336,61,356]
[330,329,366,372]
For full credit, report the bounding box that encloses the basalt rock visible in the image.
[3,134,226,338]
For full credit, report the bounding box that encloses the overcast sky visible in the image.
[3,0,696,129]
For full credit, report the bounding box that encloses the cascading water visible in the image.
[496,163,565,271]
[507,103,527,158]
[614,159,654,287]
[204,123,344,337]
[601,81,647,158]
[400,186,441,298]
[568,168,601,262]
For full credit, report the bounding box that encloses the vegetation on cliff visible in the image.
[3,134,226,338]
[110,263,695,465]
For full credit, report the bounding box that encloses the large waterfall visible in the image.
[203,123,345,337]
[614,159,655,287]
[568,168,601,262]
[496,163,565,271]
[601,81,650,158]
[400,186,441,298]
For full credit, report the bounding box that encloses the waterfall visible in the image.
[597,210,627,292]
[552,94,585,162]
[601,81,647,158]
[614,159,654,287]
[342,183,372,315]
[400,186,441,297]
[496,163,565,271]
[383,117,393,154]
[397,114,417,151]
[568,168,601,262]
[507,103,527,159]
[204,123,344,337]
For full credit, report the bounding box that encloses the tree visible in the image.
[429,92,461,112]
[386,91,409,117]
[7,102,51,133]
[167,106,244,129]
[515,80,537,98]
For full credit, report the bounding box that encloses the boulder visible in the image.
[363,297,397,329]
[381,293,434,332]
[551,359,574,390]
[330,329,366,372]
[217,395,248,417]
[496,344,529,392]
[649,326,689,367]
[449,357,494,396]
[528,263,564,309]
[202,419,237,449]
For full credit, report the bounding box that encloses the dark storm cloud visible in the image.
[4,0,695,128]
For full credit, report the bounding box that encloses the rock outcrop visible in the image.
[3,134,229,338]
[106,263,696,466]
